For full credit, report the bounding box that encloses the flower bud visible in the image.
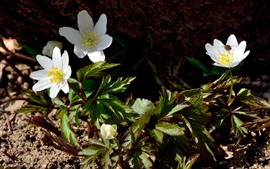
[42,41,63,57]
[100,124,118,140]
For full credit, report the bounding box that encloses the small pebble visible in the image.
[251,81,261,88]
[261,74,270,82]
[263,92,270,101]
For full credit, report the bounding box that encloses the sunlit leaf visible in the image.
[155,122,184,136]
[61,112,78,145]
[77,61,120,81]
[131,98,155,115]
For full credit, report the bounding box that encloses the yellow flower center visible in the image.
[218,52,234,66]
[48,66,64,84]
[80,31,99,48]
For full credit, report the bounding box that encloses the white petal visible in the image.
[61,82,69,93]
[243,50,250,59]
[74,45,88,58]
[59,27,82,45]
[30,69,49,80]
[32,79,52,91]
[64,66,72,79]
[96,35,113,50]
[213,39,224,48]
[78,10,94,33]
[87,50,105,62]
[62,50,69,71]
[36,55,53,71]
[234,41,246,60]
[94,14,107,36]
[226,34,238,47]
[205,44,219,62]
[49,85,61,98]
[207,53,219,63]
[230,61,242,68]
[213,63,230,68]
[52,47,62,68]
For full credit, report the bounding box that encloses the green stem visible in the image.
[227,68,233,104]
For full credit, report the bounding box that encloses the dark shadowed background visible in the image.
[0,0,269,100]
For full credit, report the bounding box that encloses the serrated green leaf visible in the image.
[98,98,132,122]
[77,61,120,81]
[17,105,49,115]
[231,115,248,138]
[99,75,135,95]
[155,122,184,136]
[61,112,78,145]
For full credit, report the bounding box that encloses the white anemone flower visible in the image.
[30,47,72,98]
[100,124,118,140]
[205,34,250,68]
[59,10,113,62]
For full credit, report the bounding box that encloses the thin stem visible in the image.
[68,82,87,103]
[227,68,233,104]
[79,81,88,102]
[0,97,29,105]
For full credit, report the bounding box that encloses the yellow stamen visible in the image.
[218,52,234,66]
[80,31,99,48]
[48,66,64,84]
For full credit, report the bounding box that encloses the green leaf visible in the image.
[98,98,132,122]
[185,154,200,169]
[130,110,152,140]
[79,146,107,168]
[185,56,208,73]
[51,98,65,107]
[61,112,78,145]
[77,61,120,81]
[17,104,49,115]
[131,98,155,115]
[231,115,248,138]
[78,146,106,156]
[151,128,164,143]
[130,150,152,169]
[139,151,152,169]
[20,42,41,56]
[82,99,94,115]
[155,122,184,136]
[166,103,189,117]
[56,108,66,119]
[99,75,135,95]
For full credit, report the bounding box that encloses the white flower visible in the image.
[100,124,118,140]
[42,41,63,57]
[59,10,113,62]
[30,47,72,98]
[205,34,250,68]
